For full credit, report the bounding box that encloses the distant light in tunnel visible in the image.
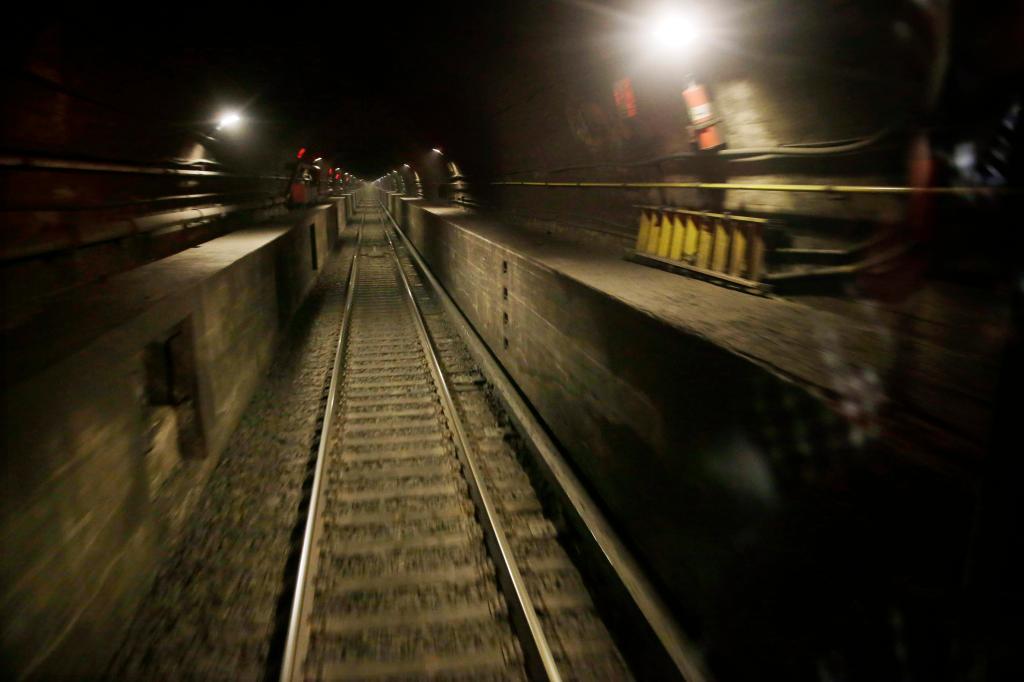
[216,111,242,130]
[431,148,443,155]
[296,147,306,159]
[649,7,700,54]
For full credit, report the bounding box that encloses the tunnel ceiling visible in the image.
[11,1,560,177]
[9,1,1019,180]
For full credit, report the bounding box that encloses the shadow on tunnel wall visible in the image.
[537,261,978,681]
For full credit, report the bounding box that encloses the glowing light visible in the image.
[649,7,700,54]
[216,111,242,130]
[431,148,443,154]
[296,147,306,159]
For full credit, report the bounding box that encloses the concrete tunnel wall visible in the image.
[0,197,350,679]
[385,192,974,676]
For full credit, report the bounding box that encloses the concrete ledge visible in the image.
[386,193,993,672]
[0,198,345,679]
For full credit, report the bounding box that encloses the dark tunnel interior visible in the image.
[2,1,1023,681]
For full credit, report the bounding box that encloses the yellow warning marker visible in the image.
[729,221,748,276]
[628,203,771,284]
[635,209,651,251]
[656,211,673,258]
[696,216,713,269]
[684,215,698,259]
[668,213,685,261]
[711,218,730,272]
[645,212,662,254]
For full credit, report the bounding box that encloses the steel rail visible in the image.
[279,210,365,682]
[0,154,289,180]
[379,206,563,682]
[380,199,710,681]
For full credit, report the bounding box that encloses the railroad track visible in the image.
[280,199,708,679]
[277,201,684,681]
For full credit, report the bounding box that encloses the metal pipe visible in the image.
[0,155,289,180]
[493,128,900,178]
[493,180,1011,195]
[6,191,281,213]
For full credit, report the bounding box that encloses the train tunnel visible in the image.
[2,2,1023,680]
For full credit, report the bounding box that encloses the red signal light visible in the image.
[613,78,638,119]
[297,147,306,159]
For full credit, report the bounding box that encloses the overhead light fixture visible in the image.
[432,148,443,154]
[649,6,700,54]
[215,111,242,131]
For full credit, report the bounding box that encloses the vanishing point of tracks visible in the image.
[276,200,695,682]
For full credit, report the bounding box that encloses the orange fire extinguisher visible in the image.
[682,80,725,151]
